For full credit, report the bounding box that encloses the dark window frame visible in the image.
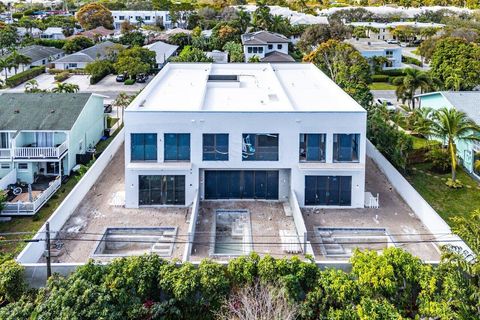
[203,134,229,161]
[242,133,279,161]
[131,133,157,162]
[164,133,191,161]
[138,175,185,205]
[299,134,326,162]
[333,134,360,163]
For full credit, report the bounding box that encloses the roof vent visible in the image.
[50,109,55,113]
[14,110,19,114]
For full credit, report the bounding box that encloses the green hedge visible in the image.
[54,71,70,82]
[33,39,67,49]
[376,69,406,77]
[372,74,389,82]
[48,68,87,75]
[6,66,45,87]
[124,79,135,85]
[402,55,423,67]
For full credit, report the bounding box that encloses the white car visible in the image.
[386,39,400,45]
[376,98,396,111]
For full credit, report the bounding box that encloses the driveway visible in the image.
[2,74,151,100]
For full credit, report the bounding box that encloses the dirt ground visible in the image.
[47,146,189,263]
[190,201,301,262]
[303,157,441,261]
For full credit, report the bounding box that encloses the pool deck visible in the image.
[302,157,441,261]
[190,201,301,262]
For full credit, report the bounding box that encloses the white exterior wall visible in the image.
[54,61,88,70]
[243,42,288,61]
[360,47,402,69]
[111,10,172,29]
[124,111,366,209]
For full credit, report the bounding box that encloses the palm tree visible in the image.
[10,51,32,72]
[52,83,80,93]
[24,79,40,93]
[235,7,251,33]
[428,107,480,183]
[270,15,289,34]
[114,92,134,125]
[0,58,12,81]
[393,69,434,109]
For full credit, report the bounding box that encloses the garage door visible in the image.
[305,176,351,206]
[205,170,279,200]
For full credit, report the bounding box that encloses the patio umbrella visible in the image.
[28,184,33,202]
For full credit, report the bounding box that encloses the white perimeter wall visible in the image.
[124,111,367,209]
[16,130,125,264]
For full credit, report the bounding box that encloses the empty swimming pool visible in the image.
[93,227,177,258]
[210,209,252,256]
[315,227,395,257]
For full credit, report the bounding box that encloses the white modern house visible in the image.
[111,10,177,29]
[346,38,402,69]
[124,63,366,209]
[236,5,329,26]
[241,31,294,63]
[348,21,444,41]
[0,93,105,215]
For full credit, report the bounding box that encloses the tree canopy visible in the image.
[76,3,114,30]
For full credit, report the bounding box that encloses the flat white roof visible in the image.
[129,63,366,113]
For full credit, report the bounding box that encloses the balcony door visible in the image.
[0,132,9,149]
[35,132,54,147]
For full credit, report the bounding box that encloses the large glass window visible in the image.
[242,134,279,161]
[139,175,185,205]
[305,176,351,206]
[300,134,326,162]
[333,134,360,162]
[164,133,190,161]
[131,133,157,161]
[203,134,228,161]
[0,132,9,149]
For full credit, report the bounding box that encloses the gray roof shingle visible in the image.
[54,41,123,64]
[241,31,290,45]
[0,93,94,131]
[1,45,64,63]
[260,51,295,62]
[440,91,480,124]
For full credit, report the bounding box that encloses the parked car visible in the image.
[386,39,400,44]
[376,98,396,111]
[116,74,127,82]
[136,73,148,83]
[104,103,112,113]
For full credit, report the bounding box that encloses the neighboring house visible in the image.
[17,27,42,38]
[143,41,178,68]
[345,38,402,70]
[53,41,123,70]
[241,31,294,63]
[237,5,329,26]
[72,26,114,41]
[124,63,366,208]
[416,91,480,178]
[0,45,65,77]
[0,93,105,215]
[41,27,66,40]
[206,50,228,63]
[348,21,444,41]
[111,10,173,29]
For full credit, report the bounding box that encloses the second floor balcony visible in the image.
[14,140,68,159]
[0,131,69,160]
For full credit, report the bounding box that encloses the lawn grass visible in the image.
[368,82,397,90]
[0,129,122,259]
[406,162,480,226]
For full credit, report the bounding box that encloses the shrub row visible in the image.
[89,69,111,84]
[6,66,45,87]
[47,68,87,75]
[375,68,406,77]
[402,55,423,67]
[371,74,389,82]
[54,71,70,82]
[33,39,67,49]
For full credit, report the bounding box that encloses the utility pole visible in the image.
[45,222,52,280]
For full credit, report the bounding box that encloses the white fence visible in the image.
[183,189,200,261]
[289,190,315,259]
[3,177,61,215]
[366,140,474,259]
[0,168,16,190]
[16,130,125,264]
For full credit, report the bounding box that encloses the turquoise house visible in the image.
[0,93,105,214]
[416,91,480,179]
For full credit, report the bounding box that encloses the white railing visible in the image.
[0,148,11,159]
[2,177,61,215]
[14,141,68,159]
